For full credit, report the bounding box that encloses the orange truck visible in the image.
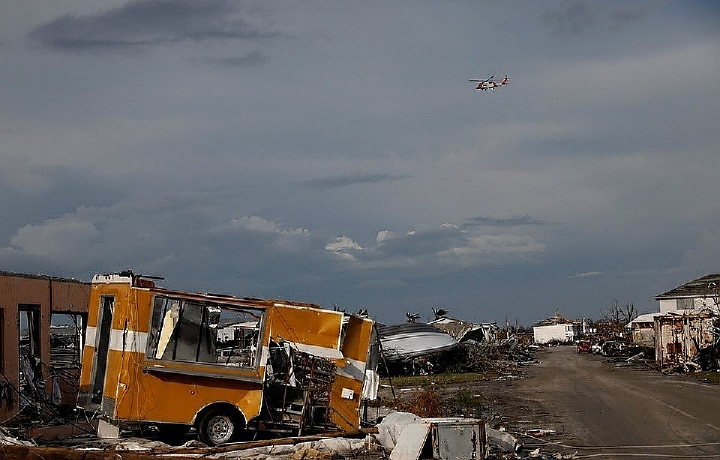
[78,272,378,445]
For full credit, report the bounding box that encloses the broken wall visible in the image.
[0,272,90,421]
[630,324,655,348]
[654,313,715,367]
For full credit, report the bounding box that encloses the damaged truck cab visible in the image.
[78,272,378,445]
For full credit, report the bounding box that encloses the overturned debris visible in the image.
[377,411,487,460]
[486,426,522,454]
[378,323,459,362]
[0,430,380,460]
[428,317,499,343]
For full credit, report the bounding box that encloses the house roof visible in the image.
[0,270,87,285]
[626,312,661,327]
[533,312,574,327]
[655,273,720,300]
[427,317,497,341]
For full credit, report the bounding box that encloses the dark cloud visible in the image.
[464,216,546,228]
[542,1,597,36]
[304,173,409,190]
[206,50,269,67]
[29,0,279,51]
[542,1,658,36]
[4,0,719,325]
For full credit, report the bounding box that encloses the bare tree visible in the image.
[603,300,637,336]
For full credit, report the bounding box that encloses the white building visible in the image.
[626,312,661,348]
[533,323,580,344]
[656,274,720,314]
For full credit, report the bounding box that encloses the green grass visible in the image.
[691,371,720,384]
[383,371,501,388]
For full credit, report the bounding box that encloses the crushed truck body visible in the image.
[78,271,378,445]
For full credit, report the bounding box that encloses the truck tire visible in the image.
[198,407,243,446]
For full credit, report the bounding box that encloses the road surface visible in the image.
[499,345,720,459]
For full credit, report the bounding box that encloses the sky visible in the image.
[1,1,719,327]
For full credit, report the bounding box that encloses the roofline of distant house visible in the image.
[0,270,87,284]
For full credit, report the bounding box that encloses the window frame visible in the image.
[145,294,266,371]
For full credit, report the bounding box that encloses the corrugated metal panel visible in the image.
[101,395,116,416]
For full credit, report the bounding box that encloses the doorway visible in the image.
[89,296,114,404]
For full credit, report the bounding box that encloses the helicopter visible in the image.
[469,75,509,91]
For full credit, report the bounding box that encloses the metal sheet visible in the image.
[379,323,458,361]
[432,420,484,460]
[389,422,431,460]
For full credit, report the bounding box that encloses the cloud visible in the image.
[10,213,100,260]
[464,216,546,228]
[541,1,657,36]
[0,198,321,290]
[29,0,280,51]
[324,224,546,272]
[324,236,363,262]
[569,271,602,279]
[304,173,409,190]
[542,1,598,36]
[215,216,308,236]
[205,50,270,67]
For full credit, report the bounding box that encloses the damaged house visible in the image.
[0,271,89,422]
[79,272,378,445]
[653,274,720,369]
[626,313,661,348]
[656,273,720,314]
[532,313,580,344]
[654,312,716,369]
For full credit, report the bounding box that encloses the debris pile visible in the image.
[378,312,537,378]
[14,270,720,459]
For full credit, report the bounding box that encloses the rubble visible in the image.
[377,412,486,460]
[13,269,715,460]
[0,432,379,460]
[485,426,521,454]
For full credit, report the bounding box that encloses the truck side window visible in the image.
[146,295,263,368]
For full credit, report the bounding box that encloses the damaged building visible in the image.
[656,273,720,314]
[0,271,89,423]
[532,313,580,344]
[626,313,661,348]
[650,274,720,370]
[78,272,379,445]
[654,311,716,369]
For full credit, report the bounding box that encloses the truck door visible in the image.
[89,295,114,403]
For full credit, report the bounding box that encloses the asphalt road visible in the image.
[507,345,720,459]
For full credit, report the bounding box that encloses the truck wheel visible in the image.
[198,408,242,446]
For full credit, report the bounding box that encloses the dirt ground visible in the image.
[381,345,720,459]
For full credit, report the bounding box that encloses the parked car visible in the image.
[576,340,591,353]
[601,340,626,357]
